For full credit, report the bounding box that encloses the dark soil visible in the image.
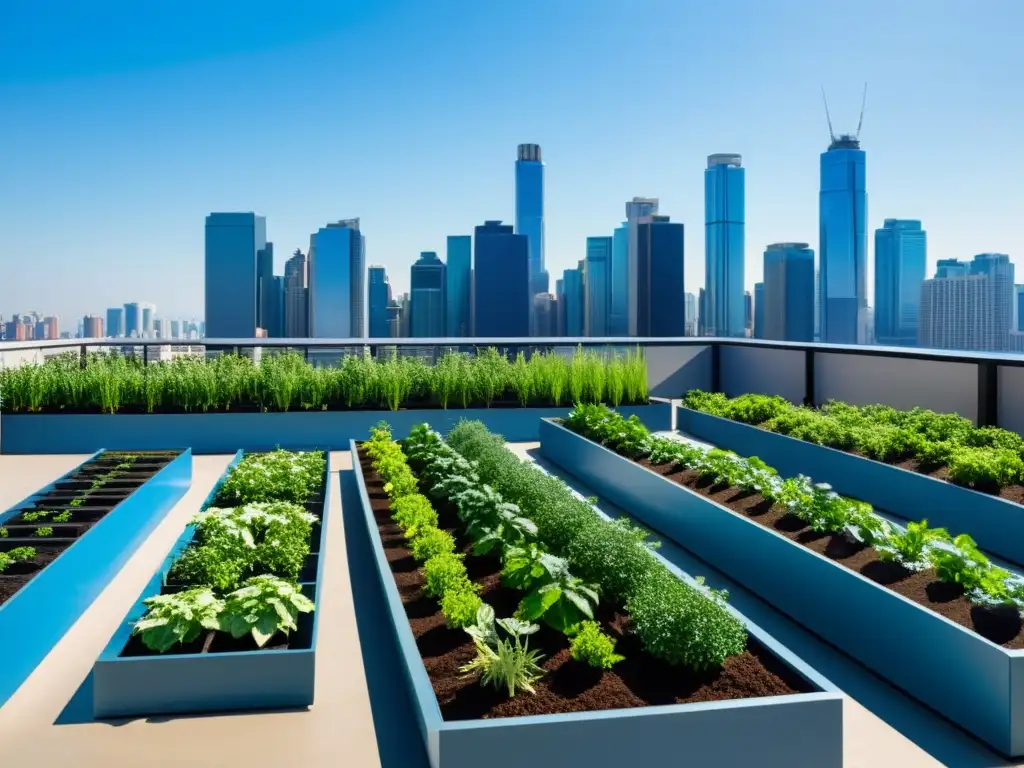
[357,450,812,722]
[632,455,1024,649]
[0,548,64,606]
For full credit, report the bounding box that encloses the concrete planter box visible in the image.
[540,417,1024,757]
[350,439,843,768]
[677,405,1024,566]
[0,450,192,707]
[92,451,331,718]
[0,403,671,455]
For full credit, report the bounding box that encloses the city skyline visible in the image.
[2,1,1021,322]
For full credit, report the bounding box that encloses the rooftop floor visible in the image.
[0,448,1020,767]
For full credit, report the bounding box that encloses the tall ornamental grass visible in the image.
[0,347,648,414]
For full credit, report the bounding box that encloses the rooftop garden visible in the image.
[0,347,648,414]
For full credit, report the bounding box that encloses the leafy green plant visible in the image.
[946,446,1024,489]
[409,526,456,562]
[391,494,438,539]
[512,550,599,635]
[132,587,225,653]
[219,575,315,648]
[53,511,72,523]
[21,510,50,522]
[34,526,54,537]
[423,552,475,599]
[215,450,325,506]
[441,586,483,629]
[459,605,545,698]
[569,620,624,669]
[0,528,7,538]
[876,520,950,571]
[0,546,35,573]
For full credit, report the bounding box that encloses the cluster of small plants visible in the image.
[566,403,1024,615]
[131,450,324,653]
[443,420,748,670]
[684,391,1024,491]
[0,346,648,414]
[0,547,36,573]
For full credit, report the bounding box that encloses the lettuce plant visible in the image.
[410,526,456,562]
[391,494,438,539]
[0,546,35,573]
[133,587,225,653]
[441,586,483,629]
[423,552,475,599]
[569,620,624,669]
[219,575,315,648]
[875,520,950,571]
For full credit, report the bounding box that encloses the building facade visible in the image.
[754,282,765,339]
[585,236,611,336]
[410,251,446,337]
[284,249,309,338]
[310,221,362,338]
[515,144,547,313]
[918,253,1015,351]
[562,266,585,337]
[609,222,629,335]
[474,221,529,337]
[106,307,124,338]
[625,197,659,335]
[636,215,685,336]
[762,242,815,342]
[124,302,143,338]
[446,235,472,336]
[704,154,746,337]
[684,292,697,336]
[82,315,103,338]
[204,212,266,338]
[874,219,927,346]
[368,266,391,338]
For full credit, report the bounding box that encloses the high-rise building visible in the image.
[386,300,403,338]
[819,132,867,344]
[284,249,309,338]
[533,294,557,337]
[368,266,391,338]
[446,235,472,337]
[636,215,685,337]
[762,243,815,342]
[82,315,103,338]
[698,288,706,335]
[398,292,411,338]
[515,144,547,317]
[754,282,766,339]
[124,302,143,338]
[43,316,59,340]
[704,154,746,337]
[157,318,171,340]
[626,197,659,335]
[935,258,969,278]
[205,212,266,338]
[170,319,181,339]
[874,219,927,347]
[744,291,753,334]
[562,266,585,337]
[410,252,446,337]
[257,241,275,335]
[106,307,124,338]
[919,254,1015,351]
[684,292,697,336]
[310,220,364,338]
[1016,284,1024,332]
[141,304,155,337]
[970,252,1015,344]
[584,236,612,336]
[609,222,629,336]
[474,221,529,337]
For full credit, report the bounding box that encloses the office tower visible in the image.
[367,266,392,338]
[685,292,697,336]
[698,288,706,335]
[762,243,815,342]
[1016,285,1024,332]
[819,126,868,344]
[970,253,1015,345]
[515,144,547,318]
[445,235,472,337]
[256,241,275,335]
[284,249,309,338]
[474,221,529,337]
[626,197,659,335]
[744,291,753,334]
[554,278,566,336]
[82,315,103,338]
[386,300,403,338]
[609,222,629,335]
[935,258,968,278]
[170,319,181,339]
[754,282,766,339]
[585,236,612,336]
[704,154,746,337]
[43,316,59,340]
[157,318,171,339]
[562,266,585,337]
[532,294,557,337]
[919,253,1015,351]
[124,302,142,338]
[874,219,927,347]
[205,212,266,338]
[271,276,285,337]
[410,252,446,337]
[310,219,363,338]
[106,307,124,338]
[141,304,155,337]
[814,269,820,340]
[398,293,411,338]
[636,215,685,336]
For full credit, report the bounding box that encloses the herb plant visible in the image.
[132,587,225,653]
[219,575,315,648]
[569,621,625,669]
[459,605,546,697]
[0,547,35,573]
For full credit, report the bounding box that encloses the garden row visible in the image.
[0,347,647,414]
[0,449,190,707]
[353,420,842,767]
[93,448,329,717]
[544,404,1024,756]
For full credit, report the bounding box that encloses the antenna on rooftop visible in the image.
[820,85,836,144]
[856,82,867,140]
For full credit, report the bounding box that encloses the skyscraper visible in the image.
[310,220,363,338]
[698,288,706,335]
[609,222,629,335]
[754,282,765,339]
[744,291,752,335]
[626,197,659,335]
[515,144,547,319]
[636,215,685,337]
[762,243,815,342]
[970,252,1015,344]
[141,304,155,338]
[562,266,585,337]
[410,252,446,337]
[704,154,746,337]
[124,302,143,338]
[819,130,867,344]
[585,236,612,336]
[106,307,124,338]
[368,266,391,338]
[257,242,275,335]
[684,292,697,336]
[205,212,266,338]
[935,258,968,278]
[874,219,927,346]
[284,249,309,338]
[1016,285,1024,332]
[919,254,1015,351]
[386,300,403,338]
[271,276,285,338]
[446,235,472,337]
[82,315,103,338]
[474,221,529,337]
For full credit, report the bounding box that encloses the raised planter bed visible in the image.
[350,439,843,768]
[676,404,1024,566]
[540,417,1024,757]
[0,403,671,455]
[0,449,191,707]
[92,451,331,718]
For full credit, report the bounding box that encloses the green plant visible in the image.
[512,550,599,635]
[459,605,545,697]
[876,520,950,571]
[423,552,475,599]
[0,528,7,538]
[441,586,483,629]
[0,546,35,573]
[391,494,438,539]
[219,575,315,648]
[569,620,624,669]
[34,526,54,537]
[132,587,225,653]
[21,510,50,522]
[946,446,1024,489]
[410,526,456,561]
[53,511,72,523]
[69,498,84,507]
[216,450,325,506]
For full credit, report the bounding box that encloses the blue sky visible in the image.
[2,0,1022,324]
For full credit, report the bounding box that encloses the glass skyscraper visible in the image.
[367,265,391,338]
[585,236,611,336]
[410,252,446,337]
[515,144,547,308]
[446,235,472,336]
[474,221,529,337]
[257,242,275,335]
[819,135,867,344]
[141,303,155,338]
[106,307,124,338]
[762,243,815,342]
[284,249,309,338]
[874,219,926,347]
[625,197,659,335]
[1016,284,1024,332]
[636,215,685,337]
[753,282,765,339]
[562,266,584,337]
[204,212,266,338]
[704,154,746,337]
[609,222,629,335]
[310,220,362,338]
